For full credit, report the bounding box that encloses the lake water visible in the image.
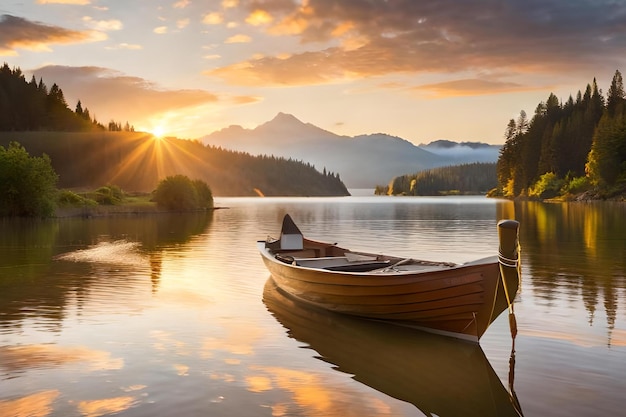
[1,195,625,417]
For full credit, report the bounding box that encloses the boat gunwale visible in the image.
[257,240,498,278]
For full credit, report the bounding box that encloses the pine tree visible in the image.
[607,70,625,117]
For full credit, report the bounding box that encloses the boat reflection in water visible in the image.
[263,278,523,417]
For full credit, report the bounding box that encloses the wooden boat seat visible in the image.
[323,261,391,272]
[294,255,391,272]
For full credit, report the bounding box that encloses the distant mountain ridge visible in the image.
[203,113,501,188]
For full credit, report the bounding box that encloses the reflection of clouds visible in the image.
[0,344,123,373]
[201,324,264,358]
[77,396,136,417]
[150,330,189,355]
[0,390,59,417]
[174,364,189,376]
[122,385,147,392]
[203,337,254,355]
[209,372,235,383]
[248,366,393,416]
[245,375,272,392]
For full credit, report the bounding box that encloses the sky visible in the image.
[2,0,626,145]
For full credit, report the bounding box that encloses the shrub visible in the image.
[0,141,59,217]
[529,172,564,199]
[562,176,591,195]
[153,175,213,211]
[57,190,97,206]
[91,185,125,205]
[192,179,214,209]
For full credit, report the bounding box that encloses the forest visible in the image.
[497,70,626,199]
[0,64,348,197]
[376,163,497,196]
[0,132,349,197]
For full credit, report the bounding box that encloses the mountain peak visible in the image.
[259,112,307,131]
[255,112,338,141]
[271,112,302,124]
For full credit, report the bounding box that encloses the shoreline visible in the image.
[54,204,224,218]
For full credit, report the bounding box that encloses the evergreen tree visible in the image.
[607,70,625,117]
[496,72,622,198]
[0,63,101,131]
[516,110,529,134]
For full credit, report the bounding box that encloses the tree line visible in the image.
[0,131,349,198]
[376,162,497,195]
[0,63,133,132]
[497,70,626,199]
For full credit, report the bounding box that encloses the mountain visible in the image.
[203,113,501,188]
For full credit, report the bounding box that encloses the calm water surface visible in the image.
[1,195,625,417]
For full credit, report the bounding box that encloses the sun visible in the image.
[151,125,166,138]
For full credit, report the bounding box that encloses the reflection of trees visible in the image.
[515,201,626,344]
[0,212,213,331]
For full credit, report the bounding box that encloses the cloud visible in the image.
[412,78,534,97]
[36,0,90,4]
[208,0,626,91]
[203,12,223,25]
[222,0,239,8]
[207,48,354,86]
[82,16,123,31]
[231,94,261,104]
[105,43,142,50]
[246,10,273,26]
[225,34,252,43]
[0,14,106,55]
[154,26,168,34]
[173,0,190,8]
[30,65,219,124]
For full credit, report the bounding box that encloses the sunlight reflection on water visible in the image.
[54,240,148,267]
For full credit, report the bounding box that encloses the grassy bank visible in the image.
[54,193,161,218]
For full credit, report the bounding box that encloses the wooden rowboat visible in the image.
[258,214,521,342]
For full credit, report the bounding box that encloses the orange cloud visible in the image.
[412,78,533,97]
[207,48,357,86]
[31,65,219,125]
[0,14,105,55]
[225,34,252,43]
[203,12,223,25]
[246,10,273,26]
[173,0,190,8]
